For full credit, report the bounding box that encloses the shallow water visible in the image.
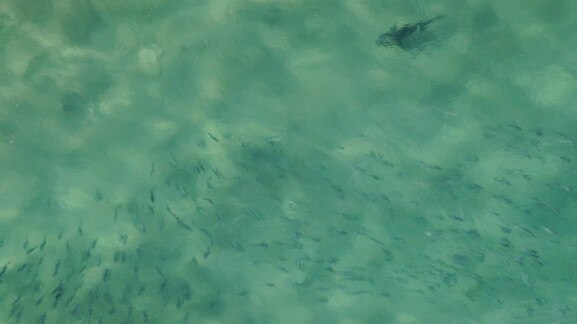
[1,0,577,323]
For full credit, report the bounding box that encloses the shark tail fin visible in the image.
[428,15,445,24]
[420,15,445,30]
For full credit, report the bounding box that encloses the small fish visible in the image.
[17,263,29,273]
[207,132,219,142]
[52,260,61,277]
[38,312,47,324]
[166,206,193,231]
[0,264,9,278]
[52,283,65,306]
[90,239,98,251]
[201,197,214,205]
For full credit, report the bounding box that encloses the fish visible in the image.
[52,260,60,277]
[376,15,445,48]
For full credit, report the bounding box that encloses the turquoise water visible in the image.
[1,0,577,323]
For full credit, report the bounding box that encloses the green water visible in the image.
[1,0,577,323]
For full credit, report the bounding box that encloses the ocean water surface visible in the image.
[1,0,577,323]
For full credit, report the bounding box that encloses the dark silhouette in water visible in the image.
[376,15,444,49]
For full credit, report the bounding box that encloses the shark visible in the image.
[376,15,445,49]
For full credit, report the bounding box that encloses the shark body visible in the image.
[376,15,444,48]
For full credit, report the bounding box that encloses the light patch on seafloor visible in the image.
[516,65,577,108]
[137,46,163,75]
[208,0,238,22]
[0,207,19,222]
[53,188,94,211]
[4,39,39,76]
[288,48,334,70]
[0,171,37,218]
